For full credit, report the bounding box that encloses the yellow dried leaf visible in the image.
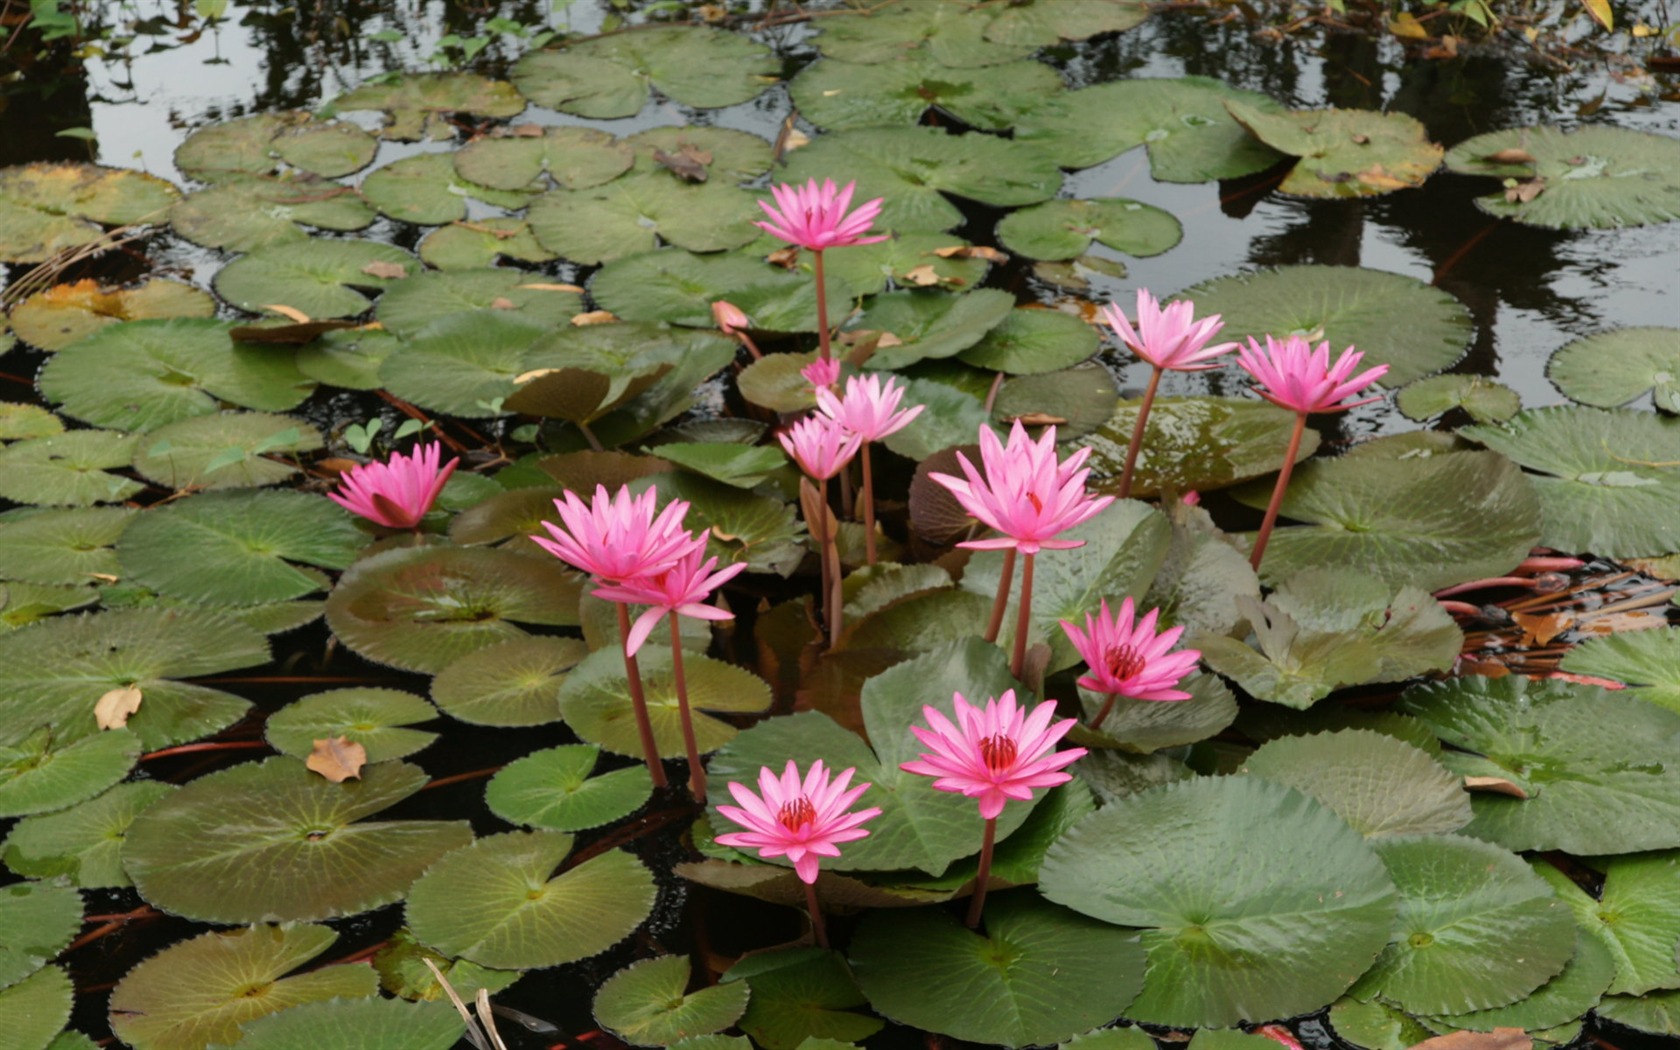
[1356,165,1412,191]
[1485,148,1536,164]
[489,297,517,309]
[570,310,617,326]
[513,368,560,385]
[95,686,143,730]
[1512,609,1573,646]
[1581,0,1612,31]
[934,244,1008,262]
[510,123,544,137]
[262,303,313,323]
[307,736,367,782]
[516,282,585,293]
[1388,11,1430,38]
[782,128,812,152]
[901,264,942,286]
[1464,776,1529,800]
[360,261,409,280]
[1009,412,1069,426]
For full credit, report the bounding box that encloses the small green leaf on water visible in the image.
[595,955,752,1047]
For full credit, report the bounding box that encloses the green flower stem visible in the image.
[984,547,1017,644]
[813,248,832,362]
[861,441,878,565]
[966,817,998,929]
[806,879,830,949]
[669,609,706,804]
[1010,552,1035,679]
[1249,411,1309,572]
[616,601,668,789]
[1117,364,1164,501]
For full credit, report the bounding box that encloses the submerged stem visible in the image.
[1117,365,1164,501]
[1010,552,1035,679]
[616,602,668,789]
[669,610,706,803]
[966,817,998,929]
[1249,412,1309,572]
[805,879,830,949]
[984,547,1017,645]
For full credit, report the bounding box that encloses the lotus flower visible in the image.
[593,537,748,659]
[778,414,862,482]
[754,178,888,252]
[801,356,842,391]
[712,300,750,334]
[1061,598,1201,728]
[328,442,458,530]
[715,759,881,884]
[816,374,924,565]
[531,484,702,584]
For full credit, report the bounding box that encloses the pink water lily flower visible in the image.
[816,373,924,443]
[778,414,862,482]
[1237,335,1390,414]
[328,442,458,530]
[1061,598,1201,729]
[902,689,1086,821]
[715,759,881,884]
[1102,289,1237,372]
[755,179,888,252]
[712,300,750,333]
[531,484,702,584]
[930,421,1113,555]
[593,537,749,657]
[801,357,842,391]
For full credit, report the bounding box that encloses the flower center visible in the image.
[778,796,817,831]
[1025,492,1043,513]
[978,734,1018,773]
[1106,644,1145,681]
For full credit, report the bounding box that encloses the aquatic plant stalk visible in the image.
[816,374,923,566]
[1011,553,1035,679]
[669,610,706,803]
[1117,365,1163,500]
[983,548,1016,645]
[805,880,830,948]
[1250,411,1308,572]
[814,249,832,363]
[616,602,668,789]
[967,817,998,929]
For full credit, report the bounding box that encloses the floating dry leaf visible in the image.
[653,144,712,182]
[95,686,144,730]
[1504,177,1545,203]
[1464,775,1529,799]
[570,311,617,326]
[933,245,1009,263]
[264,303,313,323]
[230,320,357,343]
[1388,11,1430,38]
[361,260,409,280]
[1512,610,1573,646]
[489,297,517,310]
[1411,1028,1530,1050]
[1486,148,1536,165]
[901,264,943,286]
[306,736,368,782]
[518,282,585,293]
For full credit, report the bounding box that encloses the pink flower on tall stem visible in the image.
[328,442,458,530]
[801,356,842,392]
[901,690,1084,927]
[1060,597,1202,729]
[1236,336,1389,572]
[715,759,881,947]
[755,179,887,364]
[713,300,761,359]
[817,374,924,566]
[930,422,1114,677]
[1102,290,1237,500]
[780,415,863,648]
[532,485,707,790]
[595,539,748,802]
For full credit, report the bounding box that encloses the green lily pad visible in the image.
[723,949,883,1050]
[1425,925,1615,1034]
[1141,503,1261,638]
[174,111,377,181]
[514,322,698,423]
[295,327,399,390]
[359,152,538,225]
[1180,265,1470,387]
[1461,406,1680,557]
[2,780,175,887]
[850,891,1144,1048]
[792,55,1063,132]
[1040,775,1398,1028]
[0,881,80,990]
[132,412,324,491]
[325,545,582,674]
[982,0,1150,44]
[955,308,1101,375]
[2,966,71,1050]
[1329,997,1436,1050]
[0,725,141,819]
[118,490,360,605]
[265,688,439,762]
[372,927,523,1004]
[417,218,558,270]
[0,163,180,263]
[1599,988,1680,1035]
[813,1,1037,65]
[0,404,63,442]
[627,127,776,183]
[588,249,829,332]
[10,277,216,352]
[853,289,1016,371]
[39,318,315,431]
[781,126,1062,233]
[213,240,414,319]
[1015,77,1287,179]
[0,430,140,506]
[1444,125,1680,229]
[1559,627,1680,713]
[993,364,1121,440]
[1068,672,1238,755]
[558,645,770,760]
[1229,450,1541,591]
[453,124,633,190]
[634,472,806,577]
[596,955,752,1047]
[213,997,465,1050]
[108,924,379,1050]
[1397,374,1522,424]
[653,442,787,490]
[1241,729,1471,837]
[375,268,582,340]
[882,377,994,460]
[996,198,1182,262]
[377,312,550,419]
[123,756,471,923]
[1399,675,1680,855]
[1349,834,1574,1015]
[528,172,761,265]
[1085,396,1320,499]
[1224,103,1441,198]
[1533,852,1680,997]
[169,176,377,252]
[406,829,656,969]
[333,72,526,141]
[1548,327,1680,411]
[485,743,653,831]
[510,27,774,118]
[0,505,131,586]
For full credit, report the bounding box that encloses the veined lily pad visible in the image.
[0,404,62,442]
[813,1,1036,65]
[1599,989,1680,1036]
[213,997,465,1050]
[627,127,775,183]
[1040,775,1397,1027]
[1558,627,1680,713]
[982,0,1150,44]
[2,780,175,887]
[1399,675,1680,855]
[295,327,398,390]
[654,442,787,490]
[39,318,315,431]
[723,949,883,1050]
[2,965,70,1050]
[378,312,550,418]
[633,471,806,577]
[1422,926,1615,1035]
[1224,103,1441,198]
[371,928,522,1004]
[0,429,141,506]
[1141,503,1261,638]
[853,289,1016,371]
[558,645,770,759]
[1068,672,1236,755]
[1231,450,1540,591]
[781,126,1061,233]
[0,505,130,586]
[1533,853,1680,997]
[417,218,557,269]
[454,124,633,190]
[510,27,774,118]
[0,725,140,818]
[1240,729,1471,837]
[1015,77,1287,179]
[0,163,180,263]
[406,829,656,969]
[1461,406,1680,557]
[1328,997,1435,1050]
[10,278,215,352]
[1085,396,1320,499]
[0,880,81,990]
[596,955,751,1047]
[514,322,696,423]
[485,743,652,831]
[994,364,1121,439]
[132,412,324,491]
[996,198,1183,262]
[122,757,472,923]
[359,151,538,225]
[107,924,379,1050]
[265,688,439,762]
[169,176,377,252]
[1180,265,1471,386]
[589,249,823,332]
[213,240,414,319]
[884,377,994,460]
[1444,125,1680,229]
[528,172,761,265]
[375,268,582,339]
[332,72,525,140]
[1397,374,1521,424]
[174,111,378,181]
[792,56,1063,132]
[1548,327,1680,411]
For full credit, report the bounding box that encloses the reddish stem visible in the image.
[1249,413,1308,572]
[616,601,668,789]
[140,740,268,762]
[1010,552,1035,679]
[1090,692,1118,730]
[813,249,832,362]
[805,879,830,949]
[1117,365,1163,501]
[423,766,501,791]
[860,442,878,565]
[816,477,834,644]
[670,610,706,803]
[984,548,1016,645]
[965,817,997,929]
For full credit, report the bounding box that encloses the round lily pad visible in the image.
[1424,927,1615,1034]
[1179,265,1471,387]
[10,277,215,352]
[1241,729,1472,838]
[2,780,175,887]
[1,966,71,1050]
[626,127,775,183]
[791,55,1063,132]
[265,688,439,762]
[1535,851,1680,997]
[0,880,81,990]
[996,198,1183,262]
[1558,627,1680,713]
[39,318,316,431]
[558,645,771,760]
[378,312,552,419]
[174,111,377,181]
[510,26,775,119]
[169,176,377,252]
[600,957,752,1048]
[0,505,132,586]
[371,927,523,1004]
[295,327,399,390]
[1224,103,1442,198]
[723,948,883,1050]
[1547,327,1680,411]
[983,0,1150,44]
[853,289,1016,371]
[454,124,633,190]
[528,172,761,265]
[994,363,1121,440]
[359,151,538,225]
[1039,775,1398,1028]
[589,249,818,331]
[123,756,472,923]
[375,268,582,340]
[812,2,1036,66]
[1396,374,1521,424]
[333,72,525,141]
[406,829,656,969]
[324,545,582,674]
[1069,672,1238,755]
[0,725,141,819]
[0,404,63,442]
[0,163,180,263]
[485,744,652,832]
[108,924,380,1050]
[1085,396,1320,499]
[131,412,324,491]
[1444,125,1680,229]
[417,218,558,270]
[432,635,585,727]
[214,997,465,1050]
[0,429,141,506]
[214,240,414,319]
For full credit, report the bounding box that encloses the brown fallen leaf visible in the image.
[1009,412,1069,426]
[489,297,517,310]
[1458,657,1511,678]
[1388,11,1431,38]
[1411,1027,1530,1050]
[1351,133,1371,144]
[653,143,713,182]
[361,261,409,280]
[570,310,617,326]
[1505,178,1545,203]
[510,123,544,137]
[1423,34,1460,59]
[316,457,362,476]
[900,264,942,286]
[516,282,585,293]
[766,247,801,269]
[1465,775,1530,799]
[230,320,357,344]
[1486,147,1536,164]
[1357,164,1413,191]
[307,736,367,782]
[95,686,143,730]
[262,303,313,324]
[934,244,1009,263]
[1512,609,1573,646]
[781,128,812,152]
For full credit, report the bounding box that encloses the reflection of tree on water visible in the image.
[0,3,94,168]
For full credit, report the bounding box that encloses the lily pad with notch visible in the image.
[1397,374,1521,424]
[131,412,324,491]
[0,429,141,506]
[1420,925,1614,1036]
[957,308,1101,375]
[1558,627,1680,713]
[173,111,378,181]
[265,688,440,763]
[169,175,376,252]
[0,505,131,587]
[485,743,652,832]
[213,240,415,319]
[359,151,539,225]
[1444,125,1680,229]
[852,289,1016,371]
[431,635,588,727]
[10,278,216,353]
[510,26,774,119]
[453,124,633,190]
[212,997,465,1050]
[993,363,1120,440]
[0,880,80,991]
[596,954,751,1047]
[1223,103,1441,198]
[1547,327,1680,411]
[375,269,582,340]
[295,327,399,390]
[558,645,771,760]
[378,312,550,419]
[1085,396,1320,499]
[527,172,761,265]
[791,55,1064,132]
[722,948,883,1050]
[1532,852,1680,998]
[0,724,139,819]
[1239,729,1471,838]
[512,321,696,423]
[996,198,1183,262]
[0,163,181,264]
[2,780,175,887]
[417,218,558,270]
[332,72,525,141]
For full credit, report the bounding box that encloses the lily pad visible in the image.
[654,442,788,490]
[325,545,582,674]
[1444,125,1680,229]
[371,928,523,1004]
[123,756,471,923]
[882,377,994,460]
[1085,396,1320,499]
[295,327,399,390]
[0,163,180,263]
[558,645,770,760]
[1224,103,1441,198]
[1558,627,1680,713]
[853,289,1016,371]
[486,744,652,832]
[1069,672,1238,756]
[39,318,315,431]
[405,829,656,969]
[1240,729,1471,837]
[634,471,806,577]
[1039,775,1398,1028]
[0,404,63,442]
[0,725,142,818]
[792,56,1063,132]
[510,27,774,118]
[1141,503,1261,638]
[0,505,131,586]
[850,891,1144,1049]
[1229,450,1541,592]
[0,880,80,990]
[1424,926,1615,1035]
[454,124,633,190]
[174,111,377,181]
[213,240,415,319]
[169,176,377,252]
[1398,675,1680,855]
[1180,265,1470,387]
[813,2,1037,65]
[333,72,525,140]
[2,780,175,887]
[107,924,379,1050]
[417,218,558,269]
[377,312,550,419]
[131,412,324,491]
[1461,406,1680,557]
[1015,77,1288,180]
[993,364,1121,439]
[359,151,538,225]
[949,308,1102,376]
[375,269,582,340]
[1397,374,1522,424]
[10,277,216,352]
[1533,852,1680,997]
[0,429,141,506]
[1547,327,1680,411]
[996,198,1183,262]
[213,997,465,1050]
[1,966,70,1050]
[597,955,752,1047]
[723,949,883,1050]
[1599,988,1680,1035]
[528,172,761,265]
[515,322,698,423]
[265,688,439,762]
[627,127,776,183]
[982,0,1150,44]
